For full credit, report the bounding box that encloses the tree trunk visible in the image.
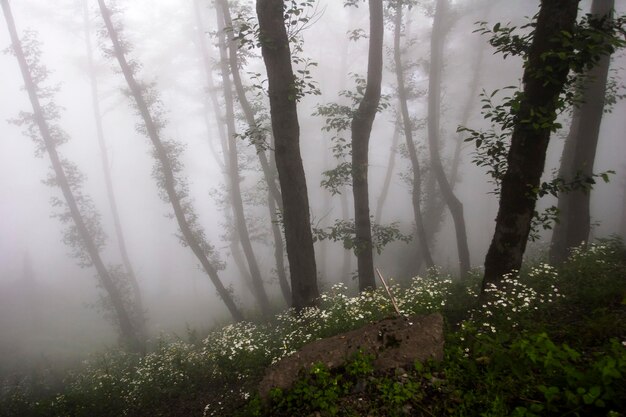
[2,0,144,352]
[216,0,291,303]
[550,0,614,264]
[257,0,319,309]
[483,0,580,289]
[427,0,471,280]
[619,174,626,241]
[374,123,400,227]
[97,0,244,321]
[215,4,271,315]
[394,4,435,271]
[82,0,146,338]
[351,0,384,292]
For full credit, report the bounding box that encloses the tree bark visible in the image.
[394,4,435,271]
[82,0,146,338]
[351,0,384,292]
[215,4,271,315]
[97,0,244,321]
[550,0,614,264]
[427,0,471,280]
[483,0,580,289]
[257,0,319,309]
[2,0,144,352]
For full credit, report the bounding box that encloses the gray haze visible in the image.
[1,0,625,371]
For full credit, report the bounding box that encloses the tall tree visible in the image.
[2,0,144,352]
[427,0,470,279]
[350,0,384,291]
[550,0,615,264]
[483,0,580,289]
[97,0,244,321]
[257,0,319,309]
[393,2,434,271]
[215,0,291,303]
[81,0,146,338]
[215,4,271,315]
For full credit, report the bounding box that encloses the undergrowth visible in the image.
[1,238,625,417]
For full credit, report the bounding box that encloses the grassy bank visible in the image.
[2,239,625,417]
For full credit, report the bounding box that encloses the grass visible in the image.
[1,238,625,417]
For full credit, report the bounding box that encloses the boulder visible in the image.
[258,313,444,398]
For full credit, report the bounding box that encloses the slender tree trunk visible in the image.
[2,0,143,352]
[216,0,291,303]
[550,0,614,264]
[619,173,626,241]
[483,0,580,289]
[394,4,434,271]
[268,154,291,303]
[428,0,470,280]
[374,123,399,226]
[192,0,253,294]
[257,0,319,309]
[351,0,384,291]
[215,5,271,315]
[82,0,146,337]
[97,0,243,321]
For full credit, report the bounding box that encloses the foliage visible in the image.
[312,218,411,255]
[2,241,625,416]
[461,11,625,239]
[314,74,390,194]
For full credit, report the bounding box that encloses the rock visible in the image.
[258,313,444,399]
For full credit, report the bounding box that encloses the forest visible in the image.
[0,0,625,416]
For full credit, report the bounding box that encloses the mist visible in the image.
[1,0,625,393]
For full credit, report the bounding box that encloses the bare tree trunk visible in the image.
[483,0,580,289]
[215,5,271,315]
[216,0,291,303]
[351,0,384,291]
[374,123,400,226]
[550,0,614,264]
[394,4,434,271]
[257,0,319,309]
[427,0,471,280]
[81,0,146,338]
[192,0,254,293]
[97,0,243,321]
[619,173,626,240]
[2,0,144,352]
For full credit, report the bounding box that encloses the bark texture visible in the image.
[427,0,470,280]
[351,0,384,291]
[257,0,319,309]
[550,0,614,264]
[97,0,243,321]
[2,0,144,352]
[483,0,580,289]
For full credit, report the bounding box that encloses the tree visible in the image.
[81,0,146,339]
[97,0,244,321]
[482,0,580,289]
[215,2,271,315]
[427,0,470,280]
[350,0,384,291]
[550,0,616,264]
[2,0,144,352]
[216,0,291,304]
[257,0,319,309]
[393,1,434,271]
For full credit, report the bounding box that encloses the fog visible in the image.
[1,0,625,376]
